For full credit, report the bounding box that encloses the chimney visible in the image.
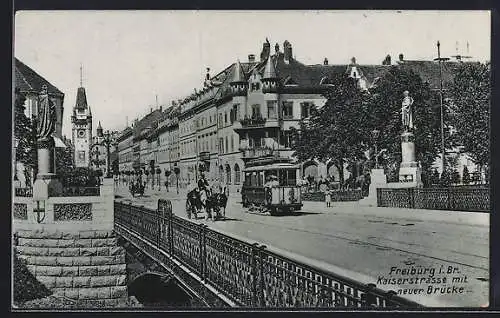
[399,53,404,62]
[382,54,391,65]
[150,107,153,113]
[205,67,210,81]
[283,40,292,62]
[160,105,162,112]
[248,54,255,63]
[323,58,329,65]
[275,43,280,55]
[260,38,271,61]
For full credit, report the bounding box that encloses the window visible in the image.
[251,104,261,118]
[282,101,293,119]
[231,135,234,152]
[219,138,223,153]
[267,100,278,119]
[226,164,231,184]
[224,112,228,124]
[225,137,228,153]
[301,102,313,118]
[78,151,85,161]
[234,164,241,184]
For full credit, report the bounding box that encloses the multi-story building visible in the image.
[115,39,482,192]
[15,58,65,139]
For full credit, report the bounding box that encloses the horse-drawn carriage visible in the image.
[185,188,228,221]
[241,163,303,215]
[129,180,145,197]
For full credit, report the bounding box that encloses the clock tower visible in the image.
[71,67,92,167]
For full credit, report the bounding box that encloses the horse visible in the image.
[129,180,145,197]
[186,188,203,219]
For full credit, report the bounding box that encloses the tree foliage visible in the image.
[55,144,74,176]
[366,67,441,181]
[290,73,370,184]
[291,67,442,184]
[14,89,36,169]
[450,62,490,169]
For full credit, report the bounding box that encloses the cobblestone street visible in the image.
[115,184,489,307]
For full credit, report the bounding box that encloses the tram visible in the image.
[241,163,303,215]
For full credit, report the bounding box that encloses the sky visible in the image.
[14,10,491,138]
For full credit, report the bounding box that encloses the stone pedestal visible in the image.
[398,132,423,187]
[33,138,63,200]
[33,174,63,200]
[359,168,387,206]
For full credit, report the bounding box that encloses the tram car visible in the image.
[241,163,303,215]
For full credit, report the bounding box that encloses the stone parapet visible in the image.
[14,229,128,306]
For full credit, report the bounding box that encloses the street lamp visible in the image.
[371,129,380,169]
[103,130,113,178]
[434,41,449,175]
[13,137,19,182]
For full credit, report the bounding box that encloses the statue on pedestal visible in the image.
[401,90,414,132]
[37,85,56,144]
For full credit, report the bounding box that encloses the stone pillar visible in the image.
[398,132,422,187]
[359,168,387,206]
[33,137,63,201]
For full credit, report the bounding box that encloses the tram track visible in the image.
[116,194,488,272]
[210,215,488,271]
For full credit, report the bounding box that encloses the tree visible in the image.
[462,166,470,185]
[14,89,36,172]
[450,62,490,179]
[290,73,371,185]
[55,145,74,176]
[366,66,441,182]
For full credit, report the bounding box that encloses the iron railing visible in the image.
[376,187,489,212]
[302,190,364,202]
[14,187,33,197]
[57,186,100,197]
[114,199,422,308]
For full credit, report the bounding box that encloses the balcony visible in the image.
[241,147,279,159]
[199,151,210,161]
[240,115,266,127]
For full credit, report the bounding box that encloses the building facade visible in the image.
[114,39,482,192]
[15,58,65,139]
[71,85,93,167]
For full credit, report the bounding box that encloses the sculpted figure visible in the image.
[37,85,56,141]
[401,90,414,131]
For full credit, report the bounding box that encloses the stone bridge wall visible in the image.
[15,229,128,307]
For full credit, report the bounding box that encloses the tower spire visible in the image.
[80,63,83,87]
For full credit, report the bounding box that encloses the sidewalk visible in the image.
[304,200,489,227]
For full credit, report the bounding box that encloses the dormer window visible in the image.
[284,77,298,86]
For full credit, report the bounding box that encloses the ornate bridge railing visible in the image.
[302,190,363,202]
[114,199,422,308]
[58,186,101,197]
[377,187,489,212]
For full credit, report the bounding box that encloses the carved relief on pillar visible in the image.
[36,137,55,149]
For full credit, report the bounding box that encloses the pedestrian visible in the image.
[325,189,332,208]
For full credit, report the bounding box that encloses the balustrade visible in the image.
[114,199,422,308]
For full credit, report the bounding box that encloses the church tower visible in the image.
[71,65,93,167]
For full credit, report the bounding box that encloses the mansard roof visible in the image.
[15,58,64,96]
